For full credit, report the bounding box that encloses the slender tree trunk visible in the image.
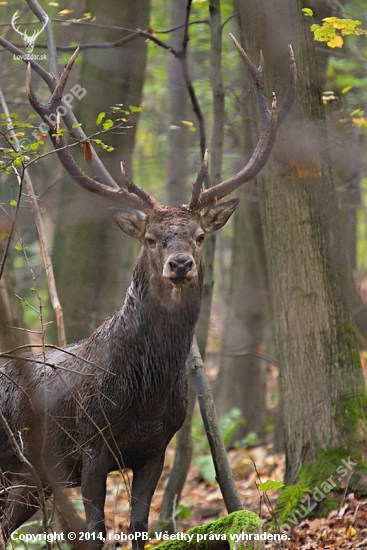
[50,0,151,343]
[214,43,269,437]
[166,0,188,206]
[0,262,28,364]
[196,0,224,357]
[215,183,267,439]
[234,0,367,484]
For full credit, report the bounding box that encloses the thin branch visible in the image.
[0,161,23,281]
[25,0,58,76]
[0,344,116,376]
[0,86,66,347]
[0,407,52,550]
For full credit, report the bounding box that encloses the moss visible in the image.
[153,510,263,549]
[333,394,367,456]
[298,447,354,488]
[297,444,367,509]
[334,322,362,372]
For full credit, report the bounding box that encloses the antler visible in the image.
[189,35,297,212]
[11,11,27,41]
[26,49,155,212]
[29,13,49,42]
[11,10,49,43]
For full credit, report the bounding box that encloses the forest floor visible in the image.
[94,301,367,549]
[82,440,366,549]
[59,302,367,549]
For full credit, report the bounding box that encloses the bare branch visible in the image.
[0,407,52,549]
[0,87,66,347]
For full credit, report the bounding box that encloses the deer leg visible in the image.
[81,464,107,550]
[1,485,40,543]
[131,455,165,550]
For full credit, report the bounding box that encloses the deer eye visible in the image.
[196,233,205,244]
[145,237,156,247]
[162,240,167,249]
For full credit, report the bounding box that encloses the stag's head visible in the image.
[11,11,48,54]
[111,198,238,303]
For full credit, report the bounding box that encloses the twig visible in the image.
[0,407,52,550]
[25,0,58,76]
[0,343,116,376]
[0,87,66,347]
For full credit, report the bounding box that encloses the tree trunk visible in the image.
[234,0,367,484]
[215,183,268,439]
[0,262,28,364]
[166,0,188,206]
[50,0,151,343]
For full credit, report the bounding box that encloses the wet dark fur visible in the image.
[0,208,204,549]
[0,201,237,549]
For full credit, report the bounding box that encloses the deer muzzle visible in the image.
[163,253,197,285]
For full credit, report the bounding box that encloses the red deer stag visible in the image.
[0,36,296,550]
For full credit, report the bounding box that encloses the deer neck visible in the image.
[116,253,203,364]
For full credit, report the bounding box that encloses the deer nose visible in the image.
[169,256,193,277]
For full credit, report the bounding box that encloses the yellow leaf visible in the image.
[181,120,194,127]
[327,35,343,48]
[57,9,73,15]
[346,525,357,537]
[352,117,367,126]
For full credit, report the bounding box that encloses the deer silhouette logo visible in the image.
[11,11,48,54]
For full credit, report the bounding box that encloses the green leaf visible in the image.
[175,504,191,521]
[302,8,313,17]
[72,123,81,129]
[14,245,22,251]
[95,112,106,125]
[219,407,245,446]
[277,485,310,524]
[0,232,9,240]
[195,455,216,484]
[258,480,284,491]
[102,119,114,130]
[129,105,143,113]
[341,86,352,94]
[9,200,18,206]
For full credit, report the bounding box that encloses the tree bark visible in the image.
[234,0,367,484]
[50,0,151,343]
[166,0,188,206]
[215,184,267,439]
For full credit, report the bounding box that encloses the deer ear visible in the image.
[109,208,147,240]
[201,197,239,234]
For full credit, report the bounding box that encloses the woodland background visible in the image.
[1,0,367,548]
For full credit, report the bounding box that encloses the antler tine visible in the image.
[120,163,157,209]
[195,36,297,211]
[188,149,209,211]
[26,52,151,212]
[26,48,79,112]
[51,47,79,105]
